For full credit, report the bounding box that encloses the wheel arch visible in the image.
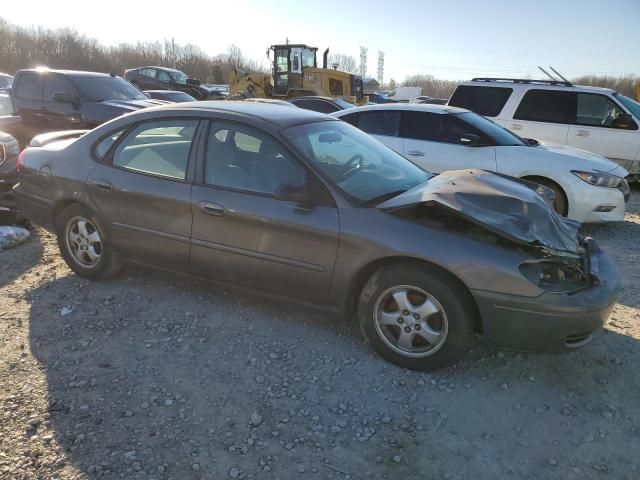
[345,256,483,335]
[520,175,569,215]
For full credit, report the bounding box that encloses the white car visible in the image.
[331,104,630,223]
[448,78,640,180]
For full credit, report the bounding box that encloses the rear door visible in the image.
[567,92,639,163]
[190,120,340,302]
[340,110,403,153]
[140,68,159,90]
[401,111,496,173]
[86,117,199,270]
[508,89,572,145]
[156,69,174,91]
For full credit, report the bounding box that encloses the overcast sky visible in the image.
[3,0,640,82]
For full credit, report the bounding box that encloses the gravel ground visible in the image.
[1,190,639,480]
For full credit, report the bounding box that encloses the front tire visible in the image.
[358,264,475,371]
[55,204,121,280]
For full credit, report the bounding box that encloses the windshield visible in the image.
[283,120,431,205]
[0,92,16,116]
[171,71,189,85]
[455,111,528,146]
[72,76,148,102]
[613,92,640,120]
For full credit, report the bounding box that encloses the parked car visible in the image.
[448,78,640,179]
[11,69,164,143]
[332,104,629,223]
[410,95,448,105]
[366,92,397,104]
[0,130,21,218]
[144,90,196,102]
[388,87,422,102]
[124,66,212,100]
[0,89,28,146]
[0,73,13,88]
[289,96,355,113]
[15,102,620,371]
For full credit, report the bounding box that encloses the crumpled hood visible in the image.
[378,169,582,255]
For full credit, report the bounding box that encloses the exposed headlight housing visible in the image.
[519,260,589,293]
[571,170,623,188]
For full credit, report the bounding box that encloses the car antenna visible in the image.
[538,66,558,81]
[549,66,571,84]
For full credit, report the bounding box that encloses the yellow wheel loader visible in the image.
[229,44,365,105]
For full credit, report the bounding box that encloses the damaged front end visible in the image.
[378,169,596,292]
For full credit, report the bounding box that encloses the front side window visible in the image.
[171,71,189,85]
[613,92,640,121]
[576,93,635,129]
[283,121,430,205]
[71,76,148,101]
[16,73,43,100]
[514,89,574,124]
[453,112,527,146]
[301,48,316,68]
[357,111,401,137]
[43,75,76,102]
[112,119,198,179]
[157,70,172,83]
[275,49,289,73]
[141,69,157,78]
[205,122,306,196]
[448,85,513,117]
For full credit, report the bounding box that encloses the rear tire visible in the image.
[358,263,475,371]
[55,204,121,280]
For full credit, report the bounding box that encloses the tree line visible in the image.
[1,17,637,99]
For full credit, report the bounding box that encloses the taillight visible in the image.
[16,149,27,173]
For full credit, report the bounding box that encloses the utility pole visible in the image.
[359,47,367,79]
[377,51,384,86]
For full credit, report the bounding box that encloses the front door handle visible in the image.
[199,201,227,216]
[576,129,590,137]
[89,180,114,192]
[511,123,523,131]
[406,150,425,157]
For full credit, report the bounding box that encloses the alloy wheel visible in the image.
[65,216,102,268]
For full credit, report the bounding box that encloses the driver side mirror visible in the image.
[53,92,79,109]
[275,182,309,203]
[613,113,636,130]
[459,133,484,147]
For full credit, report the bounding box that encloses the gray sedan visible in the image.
[15,102,620,371]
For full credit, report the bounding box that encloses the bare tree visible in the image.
[327,53,358,74]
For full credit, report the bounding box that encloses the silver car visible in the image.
[15,102,620,371]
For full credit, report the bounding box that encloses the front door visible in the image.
[401,111,496,173]
[190,120,340,302]
[42,74,82,131]
[86,118,199,270]
[567,92,639,165]
[273,47,290,96]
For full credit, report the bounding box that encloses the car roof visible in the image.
[144,66,184,75]
[332,103,469,115]
[138,100,334,127]
[458,80,616,94]
[290,96,339,103]
[16,68,115,78]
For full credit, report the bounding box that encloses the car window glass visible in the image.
[340,113,359,127]
[448,86,513,117]
[157,70,172,82]
[142,69,157,78]
[43,75,75,102]
[205,122,306,196]
[514,89,574,124]
[358,111,401,137]
[0,92,16,115]
[16,73,43,100]
[297,100,337,114]
[576,93,628,128]
[95,129,125,159]
[404,111,481,144]
[112,119,197,180]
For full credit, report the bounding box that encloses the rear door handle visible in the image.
[89,180,114,192]
[406,150,425,157]
[198,201,227,216]
[576,129,590,137]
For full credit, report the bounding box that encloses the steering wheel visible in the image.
[339,154,364,179]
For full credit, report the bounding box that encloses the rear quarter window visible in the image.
[448,85,512,117]
[513,89,575,124]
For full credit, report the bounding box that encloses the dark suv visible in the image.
[11,69,163,142]
[124,66,212,100]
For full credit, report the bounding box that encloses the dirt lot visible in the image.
[1,191,639,480]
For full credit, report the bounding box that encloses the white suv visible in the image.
[448,78,640,180]
[331,104,629,223]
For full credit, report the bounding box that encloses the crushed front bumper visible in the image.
[472,240,620,353]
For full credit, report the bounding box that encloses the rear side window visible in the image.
[112,119,198,180]
[357,111,401,137]
[15,73,44,100]
[340,112,359,126]
[449,86,512,117]
[514,89,575,124]
[43,75,76,102]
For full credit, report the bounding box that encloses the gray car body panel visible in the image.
[15,102,620,352]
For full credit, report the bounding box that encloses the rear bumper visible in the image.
[472,244,620,353]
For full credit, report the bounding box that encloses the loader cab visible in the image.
[271,44,318,96]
